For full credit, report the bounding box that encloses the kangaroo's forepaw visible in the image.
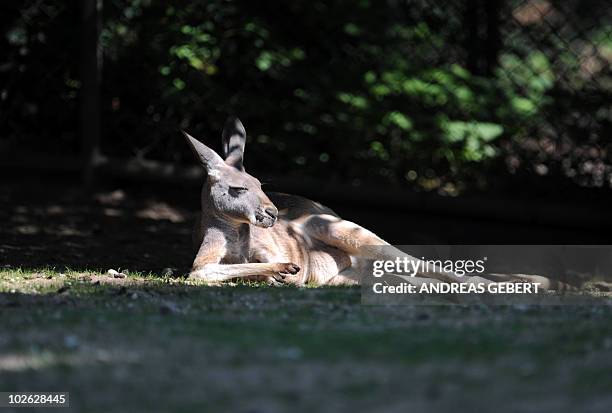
[277,263,300,275]
[271,263,301,285]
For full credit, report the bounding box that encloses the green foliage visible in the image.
[497,52,554,118]
[440,119,503,162]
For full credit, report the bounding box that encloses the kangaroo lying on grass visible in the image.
[183,117,554,288]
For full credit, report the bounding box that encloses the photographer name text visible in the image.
[372,281,541,294]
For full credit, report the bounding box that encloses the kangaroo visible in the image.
[183,117,473,286]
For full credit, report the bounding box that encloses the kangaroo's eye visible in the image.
[229,187,248,196]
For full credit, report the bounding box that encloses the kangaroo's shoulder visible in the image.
[266,192,339,220]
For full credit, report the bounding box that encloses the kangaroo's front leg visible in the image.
[189,262,300,283]
[190,227,300,283]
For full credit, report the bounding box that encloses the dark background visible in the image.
[1,0,611,272]
[1,5,612,411]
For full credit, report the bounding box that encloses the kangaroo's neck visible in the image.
[200,189,251,260]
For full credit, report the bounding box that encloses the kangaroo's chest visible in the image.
[249,220,303,263]
[221,244,248,264]
[250,219,351,284]
[217,225,250,264]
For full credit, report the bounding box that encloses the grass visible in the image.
[2,268,612,412]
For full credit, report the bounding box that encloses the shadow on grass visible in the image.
[0,178,196,274]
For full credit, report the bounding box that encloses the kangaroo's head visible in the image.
[182,117,278,228]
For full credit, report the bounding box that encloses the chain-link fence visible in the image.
[499,0,611,188]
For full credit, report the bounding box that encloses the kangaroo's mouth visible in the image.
[253,212,276,228]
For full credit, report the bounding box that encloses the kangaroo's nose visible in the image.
[265,206,278,219]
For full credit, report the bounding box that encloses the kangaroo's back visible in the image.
[267,192,339,220]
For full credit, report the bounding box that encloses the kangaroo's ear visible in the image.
[222,116,246,171]
[182,131,225,176]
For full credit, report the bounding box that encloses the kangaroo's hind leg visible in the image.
[301,214,466,283]
[301,214,393,255]
[328,257,378,285]
[329,257,444,286]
